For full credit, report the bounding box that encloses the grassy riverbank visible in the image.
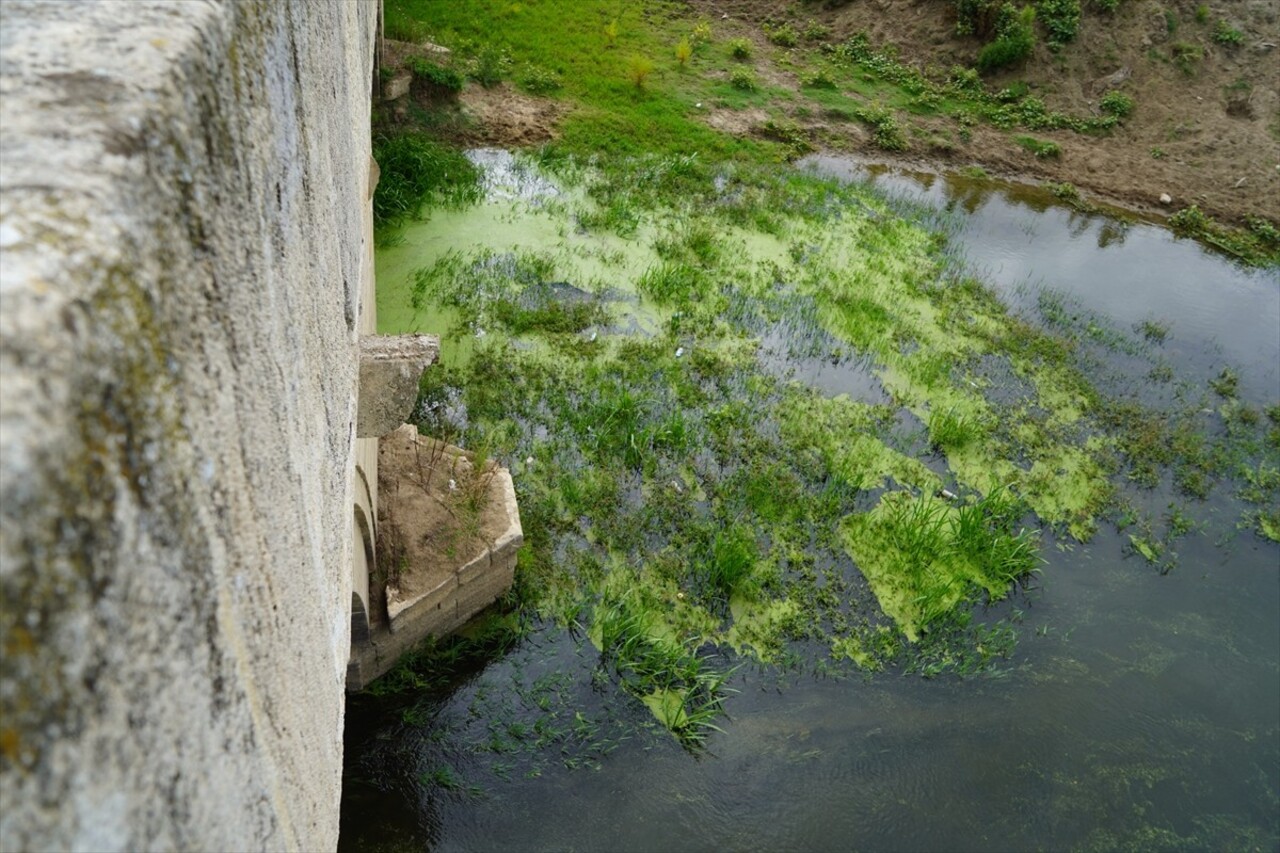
[380,0,1279,266]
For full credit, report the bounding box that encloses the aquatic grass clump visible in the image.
[927,406,985,451]
[705,523,761,611]
[593,589,735,748]
[491,295,606,335]
[409,247,560,318]
[845,488,1042,639]
[637,261,711,307]
[372,133,483,228]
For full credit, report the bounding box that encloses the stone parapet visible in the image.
[0,2,377,850]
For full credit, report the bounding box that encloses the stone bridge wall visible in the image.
[0,1,378,849]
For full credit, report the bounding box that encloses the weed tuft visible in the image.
[800,67,837,89]
[409,59,465,97]
[1015,135,1062,158]
[518,64,562,95]
[928,407,984,450]
[1099,90,1134,118]
[976,6,1037,72]
[729,67,758,91]
[470,44,512,87]
[765,23,799,48]
[627,55,655,90]
[675,38,693,66]
[1213,20,1244,46]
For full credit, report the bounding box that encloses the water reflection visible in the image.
[799,154,1280,404]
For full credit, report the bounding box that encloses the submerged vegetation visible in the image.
[372,147,1279,754]
[368,0,1280,773]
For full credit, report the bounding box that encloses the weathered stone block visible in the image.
[383,71,412,100]
[357,334,440,438]
[454,563,515,618]
[387,572,456,633]
[456,550,493,586]
[357,426,522,687]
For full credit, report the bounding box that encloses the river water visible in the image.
[342,157,1279,851]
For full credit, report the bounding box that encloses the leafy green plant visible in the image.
[1036,0,1081,46]
[1194,3,1209,23]
[1162,206,1279,264]
[1213,20,1244,45]
[977,5,1037,72]
[1099,90,1134,118]
[470,44,512,87]
[855,102,907,150]
[801,67,837,89]
[729,67,758,91]
[603,19,619,47]
[996,80,1030,101]
[1171,41,1202,75]
[760,118,813,158]
[803,19,831,41]
[1093,0,1120,13]
[955,0,1006,37]
[765,23,799,48]
[1048,181,1080,202]
[519,65,562,94]
[1169,203,1211,234]
[729,38,753,60]
[691,19,713,46]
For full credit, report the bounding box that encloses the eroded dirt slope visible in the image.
[691,0,1278,224]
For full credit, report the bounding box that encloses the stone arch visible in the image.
[351,504,375,642]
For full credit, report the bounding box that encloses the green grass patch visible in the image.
[1015,135,1062,158]
[372,132,482,229]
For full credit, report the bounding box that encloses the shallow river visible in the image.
[342,158,1279,852]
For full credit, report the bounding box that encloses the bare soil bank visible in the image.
[690,0,1278,226]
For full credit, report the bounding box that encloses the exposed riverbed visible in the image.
[343,151,1279,852]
